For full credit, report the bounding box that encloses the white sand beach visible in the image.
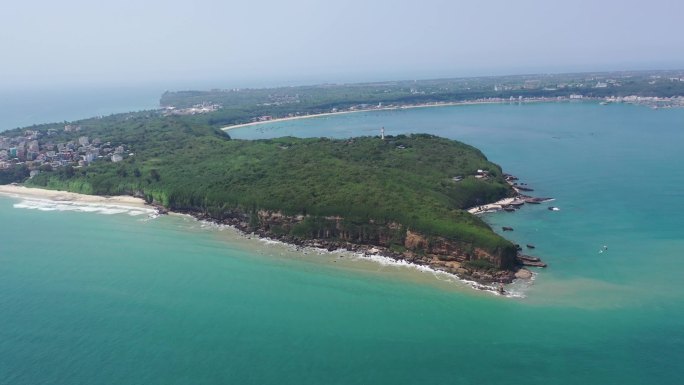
[0,184,149,209]
[467,197,516,215]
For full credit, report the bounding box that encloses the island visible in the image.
[0,110,532,284]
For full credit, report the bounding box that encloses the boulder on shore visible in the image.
[515,268,533,279]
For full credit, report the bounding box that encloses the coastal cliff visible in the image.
[180,207,519,283]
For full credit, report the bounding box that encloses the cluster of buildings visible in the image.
[162,102,221,116]
[0,125,130,176]
[495,79,623,92]
[602,95,684,109]
[260,93,300,106]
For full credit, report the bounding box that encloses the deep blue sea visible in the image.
[0,86,162,131]
[2,99,683,384]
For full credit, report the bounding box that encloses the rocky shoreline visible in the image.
[141,173,549,290]
[162,204,539,288]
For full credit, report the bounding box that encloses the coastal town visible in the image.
[0,124,130,177]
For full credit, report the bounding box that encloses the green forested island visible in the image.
[1,110,518,282]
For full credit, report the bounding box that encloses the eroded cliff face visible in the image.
[172,208,518,282]
[252,210,515,273]
[403,230,516,270]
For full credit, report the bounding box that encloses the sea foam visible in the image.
[351,252,531,298]
[13,198,157,218]
[248,231,532,298]
[150,216,533,298]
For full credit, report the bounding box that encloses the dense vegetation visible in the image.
[18,112,514,260]
[0,164,28,184]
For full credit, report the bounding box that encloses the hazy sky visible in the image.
[2,0,683,89]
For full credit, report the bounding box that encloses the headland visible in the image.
[4,128,535,288]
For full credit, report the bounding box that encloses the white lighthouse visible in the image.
[380,126,385,140]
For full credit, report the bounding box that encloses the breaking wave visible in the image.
[13,198,158,217]
[350,252,531,298]
[250,232,532,298]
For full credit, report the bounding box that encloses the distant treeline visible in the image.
[162,70,684,127]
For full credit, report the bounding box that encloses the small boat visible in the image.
[503,206,516,212]
[548,206,560,211]
[516,186,534,192]
[502,226,514,231]
[526,244,536,249]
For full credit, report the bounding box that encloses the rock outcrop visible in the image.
[178,208,522,284]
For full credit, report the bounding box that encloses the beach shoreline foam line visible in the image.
[0,184,150,209]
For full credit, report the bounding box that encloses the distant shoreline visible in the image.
[218,95,682,133]
[221,99,551,131]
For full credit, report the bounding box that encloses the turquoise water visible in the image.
[2,102,683,384]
